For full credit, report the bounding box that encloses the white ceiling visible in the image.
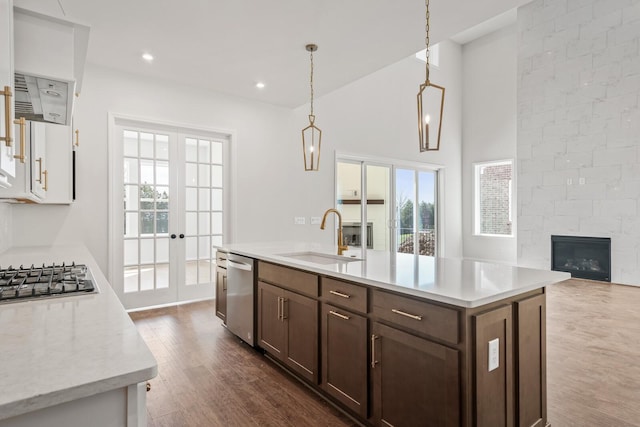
[14,0,528,108]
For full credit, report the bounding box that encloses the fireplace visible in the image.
[551,235,611,282]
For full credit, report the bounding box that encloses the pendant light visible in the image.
[417,0,445,152]
[302,44,322,171]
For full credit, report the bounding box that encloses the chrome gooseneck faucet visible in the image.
[320,208,349,256]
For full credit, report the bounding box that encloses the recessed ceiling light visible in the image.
[142,53,154,62]
[255,82,265,89]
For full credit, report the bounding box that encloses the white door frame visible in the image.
[107,113,235,309]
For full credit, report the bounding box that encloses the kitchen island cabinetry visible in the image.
[257,262,319,384]
[225,243,569,427]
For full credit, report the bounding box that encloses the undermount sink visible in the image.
[278,251,362,265]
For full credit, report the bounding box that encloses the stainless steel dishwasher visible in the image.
[226,253,256,346]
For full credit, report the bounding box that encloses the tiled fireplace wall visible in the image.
[517,0,640,285]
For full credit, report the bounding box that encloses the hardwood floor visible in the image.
[546,279,640,427]
[130,278,640,426]
[130,301,357,427]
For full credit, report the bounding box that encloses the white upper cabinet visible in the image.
[0,0,16,188]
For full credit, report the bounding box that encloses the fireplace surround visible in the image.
[551,235,611,282]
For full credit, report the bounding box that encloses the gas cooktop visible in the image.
[0,263,97,303]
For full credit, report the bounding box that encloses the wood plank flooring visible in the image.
[130,278,640,427]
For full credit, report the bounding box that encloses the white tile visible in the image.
[554,151,593,169]
[606,181,640,199]
[579,165,622,183]
[567,182,607,199]
[579,216,623,233]
[543,215,581,232]
[593,146,638,166]
[543,169,581,185]
[600,198,637,216]
[555,199,593,215]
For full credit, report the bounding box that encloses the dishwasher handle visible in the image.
[227,259,253,272]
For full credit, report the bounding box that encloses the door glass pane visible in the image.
[186,188,197,211]
[124,185,138,211]
[396,169,415,254]
[199,139,211,163]
[212,165,223,187]
[156,135,169,160]
[336,162,362,248]
[186,163,197,186]
[212,142,222,164]
[212,189,222,210]
[123,158,138,184]
[140,267,154,291]
[124,212,139,237]
[124,266,138,293]
[212,212,223,234]
[156,264,169,289]
[156,238,169,263]
[185,138,198,162]
[140,238,154,264]
[124,239,138,265]
[140,132,154,158]
[186,212,197,235]
[156,161,169,185]
[366,165,390,251]
[198,212,210,234]
[418,171,436,256]
[186,236,197,260]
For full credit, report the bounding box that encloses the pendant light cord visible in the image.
[309,49,315,116]
[425,0,430,83]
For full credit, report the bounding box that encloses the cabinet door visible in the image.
[215,267,227,322]
[474,304,513,427]
[284,290,318,383]
[372,322,460,427]
[0,0,15,186]
[515,294,546,427]
[41,124,73,204]
[321,303,368,418]
[29,122,46,199]
[257,281,286,360]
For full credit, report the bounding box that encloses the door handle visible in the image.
[171,234,177,239]
[227,259,252,271]
[179,234,185,239]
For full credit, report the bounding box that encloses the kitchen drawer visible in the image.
[321,277,367,314]
[216,250,228,268]
[371,290,459,344]
[258,261,319,298]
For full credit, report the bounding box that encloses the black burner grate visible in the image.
[0,263,96,302]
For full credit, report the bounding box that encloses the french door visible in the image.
[111,117,227,310]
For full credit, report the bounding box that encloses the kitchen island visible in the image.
[0,245,157,427]
[221,242,570,427]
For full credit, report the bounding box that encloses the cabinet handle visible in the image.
[13,117,26,163]
[329,310,350,320]
[277,297,282,321]
[36,158,43,183]
[1,86,12,146]
[371,334,379,368]
[43,170,49,191]
[222,275,227,291]
[391,308,422,321]
[75,129,80,146]
[282,298,288,320]
[329,290,351,299]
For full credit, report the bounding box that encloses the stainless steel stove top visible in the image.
[0,263,97,303]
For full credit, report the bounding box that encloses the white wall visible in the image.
[517,0,640,285]
[296,40,464,258]
[462,25,518,263]
[0,202,11,252]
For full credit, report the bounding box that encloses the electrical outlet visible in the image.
[294,217,306,225]
[488,338,499,372]
[310,217,321,225]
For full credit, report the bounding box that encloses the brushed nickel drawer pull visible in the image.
[371,334,379,368]
[391,309,422,321]
[329,290,351,299]
[329,310,350,320]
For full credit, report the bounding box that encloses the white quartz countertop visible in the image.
[221,242,570,308]
[0,245,157,421]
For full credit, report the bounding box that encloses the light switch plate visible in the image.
[294,217,306,225]
[310,217,321,225]
[488,338,499,372]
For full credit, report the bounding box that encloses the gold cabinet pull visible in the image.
[36,158,43,183]
[329,310,350,320]
[391,308,422,321]
[329,290,351,299]
[43,170,48,191]
[13,117,26,163]
[371,334,379,368]
[1,86,12,146]
[75,129,79,146]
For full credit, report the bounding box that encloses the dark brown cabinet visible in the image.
[371,321,460,427]
[215,252,227,322]
[321,303,368,418]
[258,280,319,383]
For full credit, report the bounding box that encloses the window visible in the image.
[474,160,513,236]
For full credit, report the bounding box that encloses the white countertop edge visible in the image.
[1,366,158,420]
[223,245,571,308]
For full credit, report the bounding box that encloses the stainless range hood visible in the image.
[14,72,75,126]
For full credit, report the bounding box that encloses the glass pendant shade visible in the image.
[302,114,321,171]
[417,81,445,152]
